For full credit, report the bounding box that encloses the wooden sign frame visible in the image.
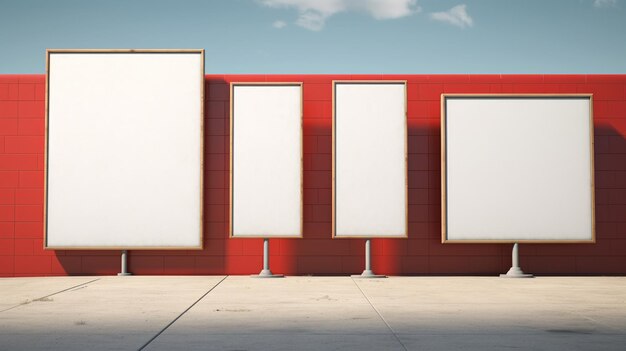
[229,82,304,238]
[441,94,595,244]
[44,49,205,249]
[332,81,409,239]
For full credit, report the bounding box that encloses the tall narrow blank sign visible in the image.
[230,83,302,238]
[230,83,302,277]
[333,81,408,277]
[442,95,595,276]
[230,83,302,278]
[45,50,204,250]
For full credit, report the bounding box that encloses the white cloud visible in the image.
[258,0,420,31]
[273,20,287,28]
[430,4,473,29]
[295,11,327,31]
[593,0,617,8]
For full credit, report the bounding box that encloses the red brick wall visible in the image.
[1,74,625,276]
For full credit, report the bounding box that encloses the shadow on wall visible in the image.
[55,78,626,276]
[524,124,626,275]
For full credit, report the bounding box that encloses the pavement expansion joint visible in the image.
[137,275,229,351]
[0,278,101,314]
[351,277,408,351]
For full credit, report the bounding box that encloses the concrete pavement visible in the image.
[0,276,625,350]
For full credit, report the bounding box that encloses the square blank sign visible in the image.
[442,95,595,243]
[45,50,204,249]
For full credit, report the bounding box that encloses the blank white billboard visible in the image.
[45,49,204,249]
[333,82,408,238]
[230,83,303,238]
[442,95,595,243]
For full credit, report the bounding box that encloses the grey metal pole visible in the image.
[363,239,373,276]
[260,238,271,276]
[512,242,519,269]
[252,239,283,278]
[117,250,132,276]
[500,242,533,278]
[352,239,386,278]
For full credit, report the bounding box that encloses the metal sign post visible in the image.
[252,239,283,278]
[500,243,533,278]
[117,250,132,276]
[352,239,386,278]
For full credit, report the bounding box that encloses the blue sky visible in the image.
[0,0,625,73]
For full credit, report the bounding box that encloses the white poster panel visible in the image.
[45,50,204,249]
[230,83,302,237]
[333,82,407,238]
[442,95,595,243]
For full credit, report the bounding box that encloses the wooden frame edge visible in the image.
[44,246,204,250]
[198,49,205,250]
[440,93,596,244]
[443,239,596,244]
[589,94,596,244]
[43,49,205,250]
[441,93,447,244]
[43,49,51,250]
[229,82,235,239]
[46,49,204,54]
[332,82,336,238]
[331,80,409,239]
[229,82,304,239]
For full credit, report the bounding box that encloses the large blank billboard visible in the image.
[333,81,408,238]
[45,49,204,249]
[230,83,303,238]
[442,95,595,243]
